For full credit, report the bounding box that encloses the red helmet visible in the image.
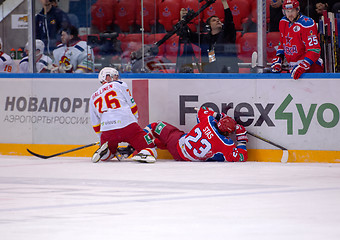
[282,0,299,10]
[217,116,236,134]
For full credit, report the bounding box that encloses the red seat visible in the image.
[146,33,166,56]
[136,0,157,32]
[181,0,203,32]
[119,33,144,62]
[237,32,281,64]
[158,0,182,32]
[114,0,137,32]
[266,31,280,61]
[163,35,200,63]
[163,35,180,62]
[91,0,117,32]
[249,0,271,24]
[202,0,224,24]
[229,0,252,31]
[237,32,257,63]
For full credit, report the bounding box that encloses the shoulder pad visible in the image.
[20,57,29,64]
[296,15,315,27]
[281,17,289,23]
[55,43,65,49]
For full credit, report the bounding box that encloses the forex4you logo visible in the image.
[180,94,339,135]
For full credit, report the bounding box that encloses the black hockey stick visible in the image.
[27,142,100,159]
[246,131,288,163]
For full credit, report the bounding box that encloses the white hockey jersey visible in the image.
[19,54,53,73]
[52,40,94,73]
[89,80,139,134]
[0,52,15,73]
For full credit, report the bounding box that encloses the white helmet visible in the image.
[98,67,119,84]
[25,39,45,57]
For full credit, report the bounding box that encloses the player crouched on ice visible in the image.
[89,67,157,163]
[271,0,323,79]
[143,106,248,162]
[19,39,53,73]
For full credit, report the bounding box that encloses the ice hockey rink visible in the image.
[1,155,339,240]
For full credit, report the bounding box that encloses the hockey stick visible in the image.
[194,107,289,163]
[246,131,288,163]
[27,142,100,159]
[251,51,289,72]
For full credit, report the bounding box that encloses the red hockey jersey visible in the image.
[276,14,321,68]
[177,108,247,162]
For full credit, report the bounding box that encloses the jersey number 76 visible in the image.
[94,90,121,113]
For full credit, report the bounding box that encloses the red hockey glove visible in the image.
[271,56,282,73]
[290,60,311,80]
[235,124,248,144]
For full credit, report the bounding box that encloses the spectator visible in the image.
[0,38,15,73]
[19,39,53,73]
[301,0,340,22]
[36,0,71,55]
[180,0,239,73]
[52,25,94,73]
[269,0,284,32]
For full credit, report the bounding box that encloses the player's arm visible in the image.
[291,21,321,79]
[121,83,138,119]
[75,46,95,73]
[301,23,321,64]
[271,20,285,73]
[89,98,101,136]
[226,124,248,162]
[197,106,226,123]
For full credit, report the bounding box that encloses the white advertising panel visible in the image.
[1,73,339,151]
[148,77,340,151]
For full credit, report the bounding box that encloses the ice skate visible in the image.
[91,142,109,163]
[132,148,157,163]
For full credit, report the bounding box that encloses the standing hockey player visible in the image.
[19,39,53,73]
[89,67,157,163]
[144,107,248,162]
[271,0,323,80]
[52,25,94,73]
[0,38,15,73]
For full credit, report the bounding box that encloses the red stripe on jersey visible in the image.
[93,124,101,133]
[131,104,138,115]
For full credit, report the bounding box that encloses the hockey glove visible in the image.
[290,60,311,80]
[271,56,282,73]
[235,124,248,144]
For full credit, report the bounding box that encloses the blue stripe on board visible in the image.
[0,73,339,79]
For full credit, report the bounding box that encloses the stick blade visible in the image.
[251,51,258,68]
[27,148,51,159]
[281,150,289,163]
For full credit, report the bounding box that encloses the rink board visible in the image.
[0,73,339,162]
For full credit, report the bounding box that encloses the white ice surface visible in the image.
[0,155,340,240]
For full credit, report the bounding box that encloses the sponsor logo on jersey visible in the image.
[293,25,300,32]
[155,122,166,135]
[284,45,298,55]
[144,134,153,145]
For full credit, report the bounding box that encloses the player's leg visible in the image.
[146,121,186,160]
[91,130,118,163]
[122,123,158,163]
